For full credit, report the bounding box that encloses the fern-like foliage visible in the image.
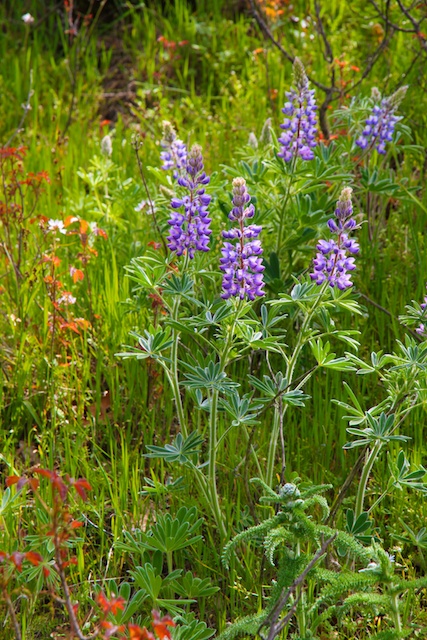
[222,478,426,640]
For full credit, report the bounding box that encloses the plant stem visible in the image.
[276,156,297,255]
[390,591,403,635]
[3,587,22,640]
[208,388,227,541]
[266,405,281,488]
[170,297,188,438]
[355,440,383,519]
[266,281,329,485]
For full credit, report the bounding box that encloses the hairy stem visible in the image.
[355,441,383,519]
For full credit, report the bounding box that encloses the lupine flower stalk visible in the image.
[220,178,265,300]
[356,86,407,155]
[310,187,359,290]
[167,144,211,258]
[160,121,187,177]
[278,57,318,162]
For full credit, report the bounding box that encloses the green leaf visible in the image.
[145,432,204,465]
[182,361,240,392]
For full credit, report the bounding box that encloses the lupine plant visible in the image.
[114,58,427,638]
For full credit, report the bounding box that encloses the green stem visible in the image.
[266,404,281,488]
[208,389,227,541]
[355,441,383,519]
[295,540,307,638]
[266,282,329,485]
[390,591,403,635]
[276,156,297,254]
[170,297,188,438]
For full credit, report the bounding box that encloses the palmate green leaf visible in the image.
[236,326,286,353]
[391,337,427,371]
[173,616,215,640]
[132,507,203,555]
[114,587,148,624]
[391,450,427,493]
[219,391,263,426]
[182,361,240,392]
[333,382,390,426]
[272,281,320,306]
[344,412,410,449]
[145,432,204,465]
[116,327,173,362]
[248,373,287,398]
[330,287,365,316]
[344,509,373,545]
[174,571,219,598]
[310,339,356,371]
[124,254,169,289]
[162,273,194,296]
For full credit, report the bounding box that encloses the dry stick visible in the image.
[258,534,337,640]
[314,3,336,139]
[396,0,427,52]
[345,0,395,95]
[250,0,397,135]
[3,588,22,640]
[248,0,331,93]
[368,0,417,33]
[325,448,366,526]
[134,146,168,255]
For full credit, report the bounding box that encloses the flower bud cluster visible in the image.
[220,178,265,300]
[416,285,427,337]
[160,121,187,178]
[278,58,317,162]
[167,145,212,258]
[356,86,407,155]
[310,187,360,290]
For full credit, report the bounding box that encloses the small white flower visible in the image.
[47,219,67,234]
[58,292,76,306]
[22,13,35,24]
[134,200,156,215]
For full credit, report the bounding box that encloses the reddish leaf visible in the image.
[25,551,43,566]
[152,611,176,640]
[6,475,22,487]
[97,592,126,615]
[72,478,92,501]
[70,520,84,529]
[129,626,155,640]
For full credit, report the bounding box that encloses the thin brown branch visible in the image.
[248,0,333,93]
[3,587,22,640]
[368,0,415,32]
[259,534,337,640]
[133,144,168,256]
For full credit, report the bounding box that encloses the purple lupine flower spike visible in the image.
[416,285,427,337]
[356,86,407,155]
[220,178,265,301]
[160,121,187,178]
[310,187,359,290]
[278,57,317,163]
[167,144,212,258]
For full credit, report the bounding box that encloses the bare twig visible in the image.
[3,588,22,640]
[248,0,332,93]
[368,0,414,32]
[258,534,337,640]
[133,143,168,255]
[326,449,366,525]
